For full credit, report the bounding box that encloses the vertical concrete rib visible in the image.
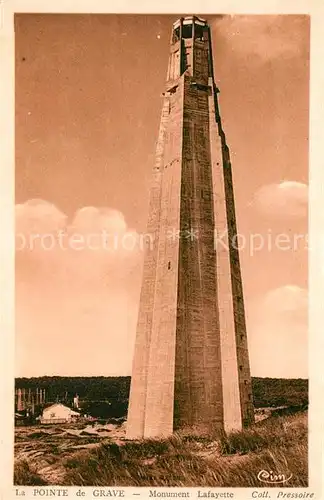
[143,77,185,438]
[174,74,224,433]
[126,97,170,439]
[208,79,242,432]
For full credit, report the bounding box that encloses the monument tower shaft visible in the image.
[126,16,254,439]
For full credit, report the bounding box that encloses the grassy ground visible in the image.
[14,410,307,487]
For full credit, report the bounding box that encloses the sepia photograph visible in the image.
[14,12,309,488]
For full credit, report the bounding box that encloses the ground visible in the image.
[14,420,126,484]
[14,409,308,487]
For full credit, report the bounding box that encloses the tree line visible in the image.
[15,376,308,409]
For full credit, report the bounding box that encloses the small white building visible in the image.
[40,403,80,425]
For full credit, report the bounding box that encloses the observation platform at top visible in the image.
[172,15,208,29]
[170,15,209,43]
[165,15,213,93]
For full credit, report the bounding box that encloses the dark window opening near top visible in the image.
[173,23,207,43]
[194,25,206,41]
[182,24,192,39]
[173,27,180,43]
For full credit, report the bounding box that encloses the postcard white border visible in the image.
[1,0,323,498]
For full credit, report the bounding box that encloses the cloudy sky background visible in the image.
[15,14,309,378]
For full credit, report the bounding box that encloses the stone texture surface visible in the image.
[126,18,254,440]
[174,75,224,433]
[126,97,172,439]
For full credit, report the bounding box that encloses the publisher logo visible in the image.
[257,469,292,484]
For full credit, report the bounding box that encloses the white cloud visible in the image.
[15,199,142,377]
[16,199,67,234]
[247,285,308,378]
[213,15,308,62]
[252,181,308,217]
[264,284,307,313]
[16,200,141,256]
[71,206,128,233]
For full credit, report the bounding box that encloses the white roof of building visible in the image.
[42,403,80,415]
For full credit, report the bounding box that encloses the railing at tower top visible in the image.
[167,16,213,87]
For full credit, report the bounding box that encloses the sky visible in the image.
[15,14,309,379]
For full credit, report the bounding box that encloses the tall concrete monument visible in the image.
[126,16,255,439]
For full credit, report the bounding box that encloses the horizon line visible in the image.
[14,374,309,380]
